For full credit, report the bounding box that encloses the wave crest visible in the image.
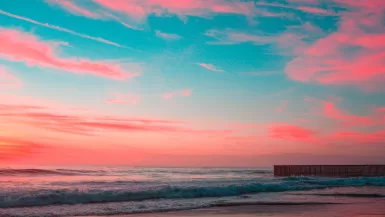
[1,176,385,208]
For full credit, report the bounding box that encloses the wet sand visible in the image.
[84,201,385,217]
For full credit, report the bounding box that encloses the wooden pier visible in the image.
[274,165,385,177]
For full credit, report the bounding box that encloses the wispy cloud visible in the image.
[255,1,337,16]
[282,0,385,91]
[0,66,22,89]
[92,0,254,20]
[0,98,233,137]
[101,11,144,30]
[162,89,192,99]
[0,9,125,48]
[203,1,385,91]
[205,29,275,45]
[205,29,305,54]
[105,93,139,105]
[0,102,182,135]
[322,101,378,128]
[155,30,182,41]
[47,0,289,31]
[198,63,224,72]
[328,129,385,146]
[268,122,318,142]
[48,0,100,18]
[0,28,139,79]
[0,136,44,161]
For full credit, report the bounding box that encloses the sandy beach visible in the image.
[84,201,385,217]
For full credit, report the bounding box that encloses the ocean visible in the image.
[0,166,384,217]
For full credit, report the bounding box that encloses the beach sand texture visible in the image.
[85,201,385,217]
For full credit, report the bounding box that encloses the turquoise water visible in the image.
[0,166,384,216]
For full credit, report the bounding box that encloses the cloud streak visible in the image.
[0,28,139,79]
[47,0,290,30]
[162,89,192,99]
[268,123,316,141]
[48,0,100,18]
[105,93,140,105]
[322,101,377,128]
[0,66,22,89]
[91,0,254,20]
[203,1,385,91]
[205,29,305,56]
[155,30,182,41]
[282,0,385,91]
[255,1,337,16]
[0,104,182,135]
[0,98,232,137]
[198,63,224,72]
[0,136,44,161]
[0,9,125,48]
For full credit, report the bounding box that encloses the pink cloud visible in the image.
[304,96,385,129]
[268,123,316,141]
[255,1,336,16]
[47,1,144,30]
[92,0,253,20]
[0,136,44,161]
[0,66,22,88]
[0,95,235,138]
[105,93,139,105]
[198,63,224,72]
[204,1,385,91]
[162,89,192,99]
[49,0,99,18]
[155,30,182,41]
[322,101,376,127]
[47,0,291,30]
[296,6,334,15]
[285,36,385,89]
[93,0,147,20]
[0,102,183,135]
[334,0,385,11]
[328,129,385,145]
[283,0,385,91]
[0,28,139,79]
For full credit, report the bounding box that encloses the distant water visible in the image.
[0,166,385,217]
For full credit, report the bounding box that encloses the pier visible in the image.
[274,165,385,177]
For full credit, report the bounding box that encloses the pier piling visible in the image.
[274,165,385,177]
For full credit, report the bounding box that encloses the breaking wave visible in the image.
[1,176,384,208]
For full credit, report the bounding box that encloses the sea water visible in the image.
[0,166,384,216]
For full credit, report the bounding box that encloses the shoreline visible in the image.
[82,201,385,217]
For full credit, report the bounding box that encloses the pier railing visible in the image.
[274,165,385,177]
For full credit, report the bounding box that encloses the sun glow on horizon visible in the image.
[0,0,384,166]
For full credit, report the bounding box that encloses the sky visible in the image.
[0,0,385,167]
